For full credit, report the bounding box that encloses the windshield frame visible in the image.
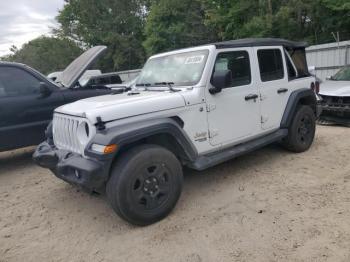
[136,49,210,88]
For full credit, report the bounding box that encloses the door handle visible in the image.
[245,94,259,101]
[277,88,288,94]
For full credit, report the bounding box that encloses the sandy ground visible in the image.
[1,125,350,262]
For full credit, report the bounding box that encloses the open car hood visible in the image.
[55,46,107,89]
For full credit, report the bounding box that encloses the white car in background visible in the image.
[318,67,350,126]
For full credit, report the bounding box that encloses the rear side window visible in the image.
[287,48,309,77]
[214,51,251,87]
[286,54,297,79]
[0,67,41,97]
[257,49,284,82]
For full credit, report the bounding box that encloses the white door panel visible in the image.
[253,47,289,130]
[206,48,261,146]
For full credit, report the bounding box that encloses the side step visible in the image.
[188,129,288,171]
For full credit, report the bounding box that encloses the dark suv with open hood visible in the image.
[0,46,112,152]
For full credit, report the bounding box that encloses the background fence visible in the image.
[306,40,350,80]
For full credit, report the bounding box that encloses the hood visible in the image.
[319,80,350,97]
[55,91,186,123]
[55,46,107,89]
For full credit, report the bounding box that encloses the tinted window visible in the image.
[258,49,284,82]
[0,67,40,97]
[214,51,251,87]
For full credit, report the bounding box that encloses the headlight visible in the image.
[77,121,92,146]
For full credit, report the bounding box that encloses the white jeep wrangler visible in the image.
[34,38,318,226]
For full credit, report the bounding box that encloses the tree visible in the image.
[56,0,147,71]
[143,0,219,56]
[1,36,83,75]
[202,0,350,44]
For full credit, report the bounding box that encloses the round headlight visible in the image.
[77,121,91,145]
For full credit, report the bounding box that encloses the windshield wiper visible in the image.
[154,82,181,92]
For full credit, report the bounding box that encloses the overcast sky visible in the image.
[0,0,65,56]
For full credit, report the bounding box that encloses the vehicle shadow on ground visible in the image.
[0,147,36,175]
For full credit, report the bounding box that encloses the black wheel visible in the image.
[106,144,183,226]
[281,105,316,153]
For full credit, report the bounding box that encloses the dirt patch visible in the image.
[1,126,350,262]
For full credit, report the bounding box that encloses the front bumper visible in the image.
[33,142,109,191]
[317,95,350,126]
[318,105,350,126]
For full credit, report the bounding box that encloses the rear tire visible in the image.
[106,144,183,226]
[281,105,316,153]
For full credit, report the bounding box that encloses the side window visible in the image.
[257,49,284,82]
[214,51,251,87]
[0,67,41,97]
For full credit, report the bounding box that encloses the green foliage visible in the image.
[1,36,82,75]
[143,0,218,56]
[2,0,350,72]
[56,0,147,71]
[202,0,350,44]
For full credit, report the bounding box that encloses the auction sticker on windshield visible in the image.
[185,55,205,65]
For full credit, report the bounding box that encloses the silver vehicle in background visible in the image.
[318,67,350,126]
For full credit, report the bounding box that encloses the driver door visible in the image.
[0,66,63,150]
[205,48,261,147]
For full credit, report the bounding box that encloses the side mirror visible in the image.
[326,76,332,80]
[209,70,232,94]
[39,82,52,97]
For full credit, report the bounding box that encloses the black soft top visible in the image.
[213,38,307,49]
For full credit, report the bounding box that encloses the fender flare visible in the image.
[280,88,316,129]
[85,118,198,163]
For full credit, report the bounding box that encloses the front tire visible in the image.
[282,105,316,153]
[106,144,183,226]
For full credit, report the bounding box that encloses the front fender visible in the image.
[85,118,198,162]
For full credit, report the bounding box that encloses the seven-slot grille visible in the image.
[53,113,84,154]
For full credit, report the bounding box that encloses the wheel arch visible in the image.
[280,88,316,129]
[85,117,198,168]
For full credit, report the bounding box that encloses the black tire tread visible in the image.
[282,105,316,153]
[106,144,183,226]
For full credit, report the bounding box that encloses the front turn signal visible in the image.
[104,144,118,154]
[91,144,118,154]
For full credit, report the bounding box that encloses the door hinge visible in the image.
[261,116,268,124]
[206,104,216,112]
[209,129,219,138]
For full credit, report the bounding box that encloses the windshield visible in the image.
[332,67,350,81]
[136,50,209,87]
